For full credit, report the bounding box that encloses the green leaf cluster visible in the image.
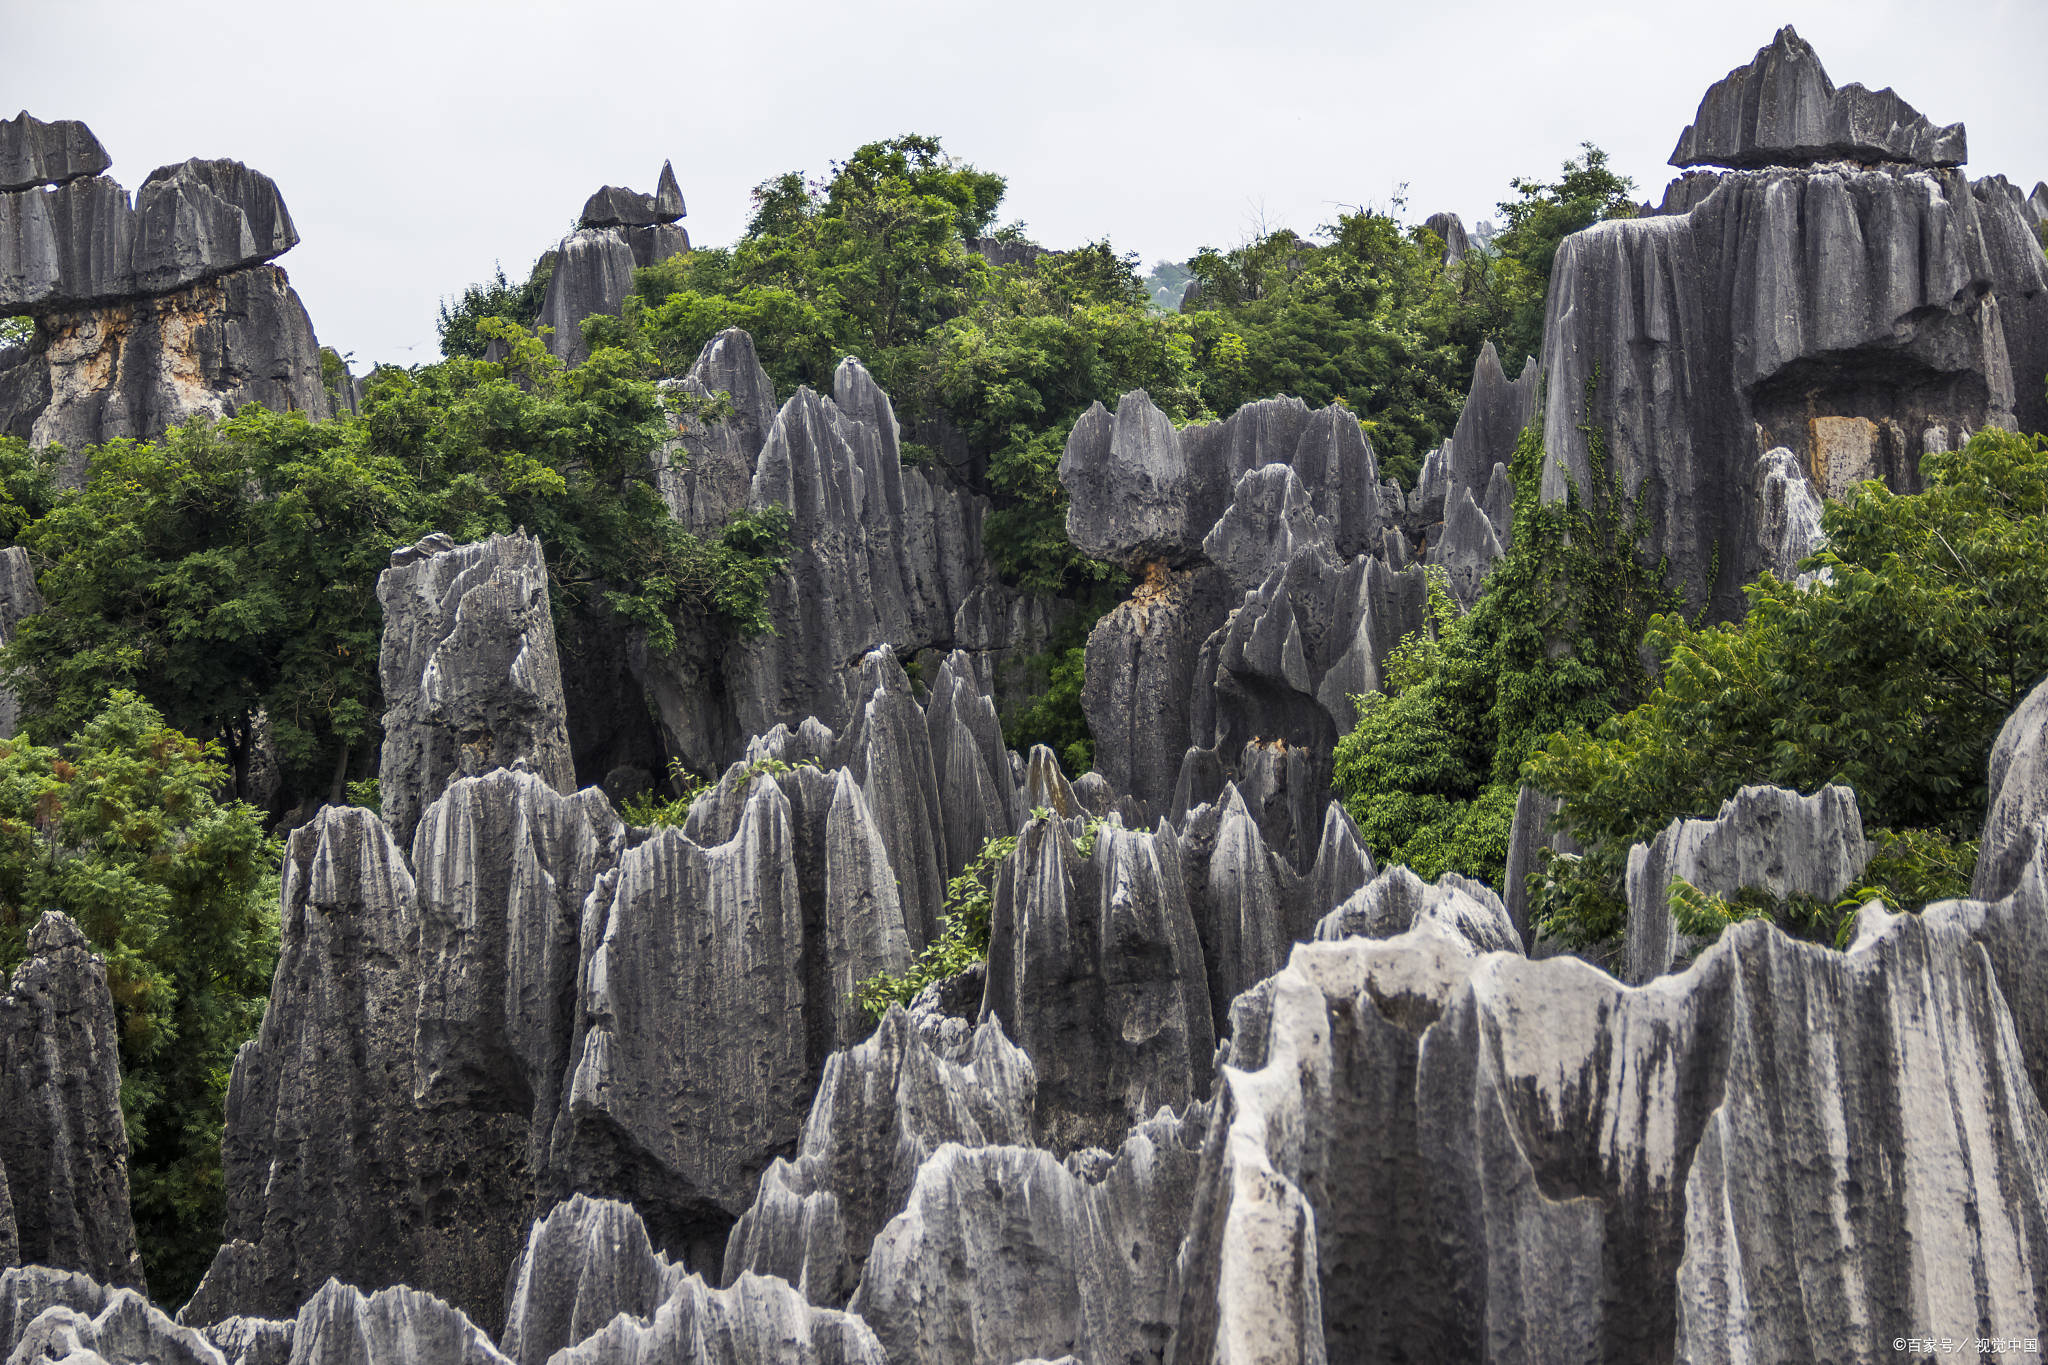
[0,320,791,815]
[1527,427,2048,941]
[1332,413,1676,887]
[436,257,555,360]
[0,692,279,1302]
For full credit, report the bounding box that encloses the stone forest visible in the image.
[5,24,2048,1365]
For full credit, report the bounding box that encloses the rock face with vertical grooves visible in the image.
[1175,880,2048,1364]
[549,761,914,1260]
[286,1279,511,1365]
[0,913,142,1290]
[848,1107,1206,1365]
[548,1269,886,1365]
[1172,787,1374,1030]
[190,807,424,1326]
[1670,26,1967,170]
[0,544,44,738]
[0,120,331,461]
[722,1008,1037,1307]
[376,531,576,851]
[1974,674,2048,902]
[1059,390,1382,570]
[499,1196,686,1365]
[537,166,690,365]
[1316,864,1523,955]
[1538,32,2043,613]
[7,1286,225,1364]
[1080,562,1232,812]
[1623,783,1868,984]
[653,328,779,536]
[641,351,1050,774]
[0,112,110,191]
[980,816,1213,1150]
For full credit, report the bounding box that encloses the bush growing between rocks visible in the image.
[1530,427,2048,941]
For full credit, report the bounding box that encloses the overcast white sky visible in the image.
[8,0,2044,370]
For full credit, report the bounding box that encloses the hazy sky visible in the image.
[9,0,2044,370]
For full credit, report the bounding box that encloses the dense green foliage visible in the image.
[436,258,555,360]
[1528,428,2048,940]
[1332,417,1676,887]
[1485,144,1639,363]
[0,315,31,349]
[1,321,790,812]
[0,693,279,1301]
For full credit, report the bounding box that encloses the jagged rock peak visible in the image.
[289,1278,511,1365]
[500,1196,684,1365]
[1200,462,1334,593]
[848,1107,1206,1365]
[0,910,142,1290]
[0,111,110,192]
[1422,210,1469,265]
[5,1284,224,1365]
[722,1006,1036,1306]
[1671,25,1967,170]
[375,530,576,852]
[577,161,686,229]
[0,155,299,313]
[1624,782,1869,983]
[1317,863,1523,955]
[1975,676,2048,901]
[549,1270,885,1365]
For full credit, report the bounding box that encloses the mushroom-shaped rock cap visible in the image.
[1670,26,1966,170]
[0,111,110,192]
[578,161,686,229]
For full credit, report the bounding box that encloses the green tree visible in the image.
[0,693,280,1301]
[1488,143,1637,362]
[5,411,411,807]
[436,257,555,360]
[1333,418,1675,885]
[0,316,32,349]
[1528,428,2048,940]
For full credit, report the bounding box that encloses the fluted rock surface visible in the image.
[1175,891,2048,1363]
[653,328,778,536]
[0,112,109,192]
[1753,445,1826,583]
[285,1279,510,1365]
[1623,783,1867,983]
[1,158,297,311]
[376,531,576,850]
[1081,563,1232,812]
[722,1008,1036,1306]
[1671,26,1966,169]
[1422,211,1469,266]
[551,762,913,1251]
[1442,340,1536,503]
[1976,644,2048,904]
[0,912,141,1290]
[641,355,1048,772]
[500,1196,686,1365]
[0,545,43,739]
[1172,787,1374,1029]
[1316,864,1523,955]
[4,266,329,470]
[1537,34,2044,611]
[1060,390,1382,569]
[849,1107,1206,1365]
[981,816,1213,1149]
[548,1270,884,1365]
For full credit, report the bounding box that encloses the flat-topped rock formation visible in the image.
[537,164,690,365]
[1535,32,2046,612]
[0,116,330,468]
[1671,25,1967,170]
